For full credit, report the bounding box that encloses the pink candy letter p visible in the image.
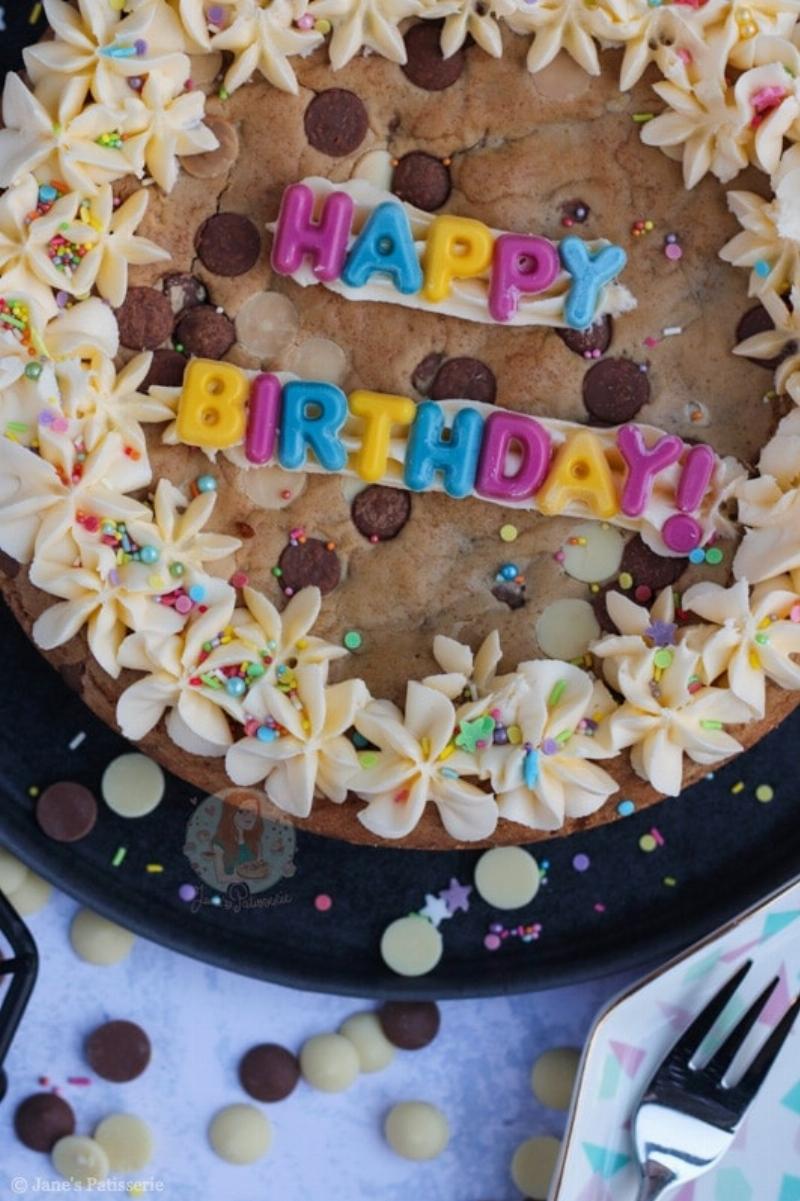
[488,235,560,323]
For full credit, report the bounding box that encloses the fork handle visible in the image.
[634,1163,677,1201]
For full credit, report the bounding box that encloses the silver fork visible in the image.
[633,960,800,1201]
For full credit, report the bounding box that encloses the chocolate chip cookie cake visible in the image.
[2,0,800,848]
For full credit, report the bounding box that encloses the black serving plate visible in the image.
[1,601,800,998]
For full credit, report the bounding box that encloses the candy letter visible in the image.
[404,401,484,498]
[279,380,348,471]
[662,513,702,553]
[536,429,619,518]
[559,236,627,330]
[476,410,552,500]
[342,202,422,294]
[617,425,683,517]
[176,359,248,449]
[348,389,417,482]
[271,183,354,283]
[677,444,716,511]
[488,234,560,323]
[422,215,494,304]
[245,373,281,465]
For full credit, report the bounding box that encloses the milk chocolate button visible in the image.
[115,286,174,350]
[431,357,497,404]
[85,1020,151,1083]
[492,582,526,610]
[195,212,261,277]
[15,1094,76,1152]
[160,271,207,315]
[402,22,465,90]
[176,305,235,359]
[352,485,412,541]
[36,780,97,843]
[620,534,686,591]
[736,304,792,371]
[582,356,650,424]
[181,115,239,179]
[392,152,451,211]
[304,89,368,157]
[379,1000,440,1050]
[411,351,445,395]
[556,315,613,358]
[239,1043,300,1102]
[278,537,341,594]
[142,348,187,391]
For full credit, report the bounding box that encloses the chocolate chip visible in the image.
[0,550,20,578]
[36,781,97,843]
[392,151,451,211]
[411,352,445,395]
[379,1001,440,1050]
[278,537,341,594]
[239,1044,300,1102]
[195,212,262,277]
[304,89,368,157]
[492,583,526,610]
[85,1020,151,1083]
[556,315,613,359]
[735,304,790,371]
[582,357,650,424]
[115,286,175,351]
[235,521,256,539]
[175,305,235,360]
[160,272,207,316]
[430,357,497,404]
[402,22,465,90]
[351,485,412,541]
[14,1094,76,1153]
[142,349,187,391]
[620,534,686,592]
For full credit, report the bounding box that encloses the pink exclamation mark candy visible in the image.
[661,443,716,554]
[245,373,281,465]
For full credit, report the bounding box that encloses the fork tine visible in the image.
[704,976,780,1079]
[668,961,752,1065]
[734,993,800,1101]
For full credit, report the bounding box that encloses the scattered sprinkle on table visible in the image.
[756,784,774,802]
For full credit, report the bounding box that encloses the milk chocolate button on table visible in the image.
[85,1020,152,1083]
[239,1043,300,1102]
[378,1001,440,1051]
[14,1094,76,1153]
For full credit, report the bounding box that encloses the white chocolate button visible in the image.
[380,915,443,977]
[187,51,223,87]
[384,1101,450,1161]
[235,291,299,359]
[0,847,28,894]
[511,1135,562,1199]
[300,1033,360,1092]
[288,336,348,385]
[474,847,540,910]
[181,113,238,178]
[94,1114,153,1172]
[10,870,52,916]
[101,753,165,818]
[351,148,394,190]
[531,1047,581,1110]
[533,51,591,99]
[238,464,306,510]
[536,597,600,660]
[561,521,624,583]
[52,1135,110,1185]
[208,1104,272,1165]
[339,1012,396,1073]
[70,909,135,965]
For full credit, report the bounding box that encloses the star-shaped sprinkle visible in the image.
[419,893,452,927]
[455,714,496,753]
[440,878,472,915]
[645,620,677,647]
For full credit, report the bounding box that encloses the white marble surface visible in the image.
[0,885,639,1200]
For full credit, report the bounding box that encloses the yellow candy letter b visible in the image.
[422,215,494,304]
[176,359,249,449]
[536,429,619,519]
[349,390,416,482]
